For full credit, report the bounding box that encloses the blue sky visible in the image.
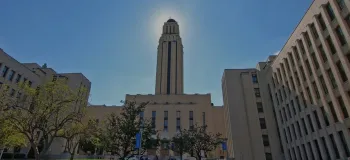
[0,0,311,106]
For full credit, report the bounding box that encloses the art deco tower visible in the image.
[155,19,184,95]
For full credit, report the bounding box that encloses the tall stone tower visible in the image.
[155,19,184,95]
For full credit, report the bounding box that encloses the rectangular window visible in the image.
[314,140,322,159]
[321,137,331,160]
[189,111,194,129]
[308,142,315,160]
[2,66,9,77]
[257,102,264,113]
[312,82,320,99]
[288,52,295,65]
[305,60,313,75]
[290,77,296,90]
[259,118,267,129]
[318,14,327,31]
[252,74,258,83]
[310,23,319,39]
[311,53,320,69]
[254,88,261,97]
[140,111,144,126]
[336,61,348,82]
[287,104,293,118]
[151,111,156,129]
[318,45,328,62]
[302,118,308,135]
[262,135,270,146]
[338,131,350,157]
[307,114,315,132]
[298,40,306,54]
[15,74,22,83]
[288,127,293,142]
[164,110,168,132]
[328,101,339,122]
[292,148,297,160]
[326,3,336,21]
[283,108,288,121]
[300,66,306,81]
[330,134,340,158]
[346,15,350,29]
[336,0,347,11]
[301,92,307,108]
[297,146,302,160]
[279,110,284,123]
[284,129,289,143]
[8,70,15,81]
[294,71,301,86]
[326,37,337,54]
[327,69,338,88]
[176,111,181,131]
[286,106,292,119]
[319,75,329,95]
[304,32,312,47]
[296,121,302,137]
[302,144,307,160]
[321,107,330,126]
[313,111,322,129]
[306,87,313,104]
[336,26,347,46]
[291,100,296,115]
[293,46,300,60]
[296,96,301,112]
[202,112,205,126]
[292,124,297,139]
[338,96,349,118]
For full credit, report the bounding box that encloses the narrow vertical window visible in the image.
[317,14,327,31]
[336,61,348,82]
[252,74,258,83]
[321,107,330,126]
[176,111,181,131]
[307,114,315,132]
[321,137,331,160]
[152,111,156,129]
[326,3,336,21]
[318,45,328,62]
[313,111,322,130]
[335,26,347,46]
[338,96,349,118]
[338,131,350,157]
[328,101,339,122]
[330,134,340,158]
[326,37,337,54]
[319,75,329,95]
[189,111,194,129]
[202,112,205,126]
[327,69,337,89]
[164,111,168,132]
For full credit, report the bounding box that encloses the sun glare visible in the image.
[149,7,187,43]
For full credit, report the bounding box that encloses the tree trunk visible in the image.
[197,152,201,160]
[70,153,75,160]
[0,149,3,160]
[32,144,40,160]
[11,148,15,160]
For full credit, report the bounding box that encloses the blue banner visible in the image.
[222,142,227,151]
[135,132,141,149]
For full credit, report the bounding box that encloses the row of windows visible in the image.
[0,63,33,87]
[146,111,206,132]
[287,131,350,159]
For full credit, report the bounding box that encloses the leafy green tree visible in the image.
[188,125,223,160]
[0,119,27,160]
[0,79,89,160]
[172,125,222,160]
[58,119,99,160]
[171,129,192,160]
[100,100,157,160]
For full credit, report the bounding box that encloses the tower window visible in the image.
[326,3,336,21]
[252,74,258,83]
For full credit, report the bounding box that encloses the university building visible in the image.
[222,0,350,159]
[1,0,350,159]
[87,18,226,158]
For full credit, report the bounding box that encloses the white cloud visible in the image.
[273,51,280,55]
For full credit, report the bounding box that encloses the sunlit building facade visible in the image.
[222,0,350,160]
